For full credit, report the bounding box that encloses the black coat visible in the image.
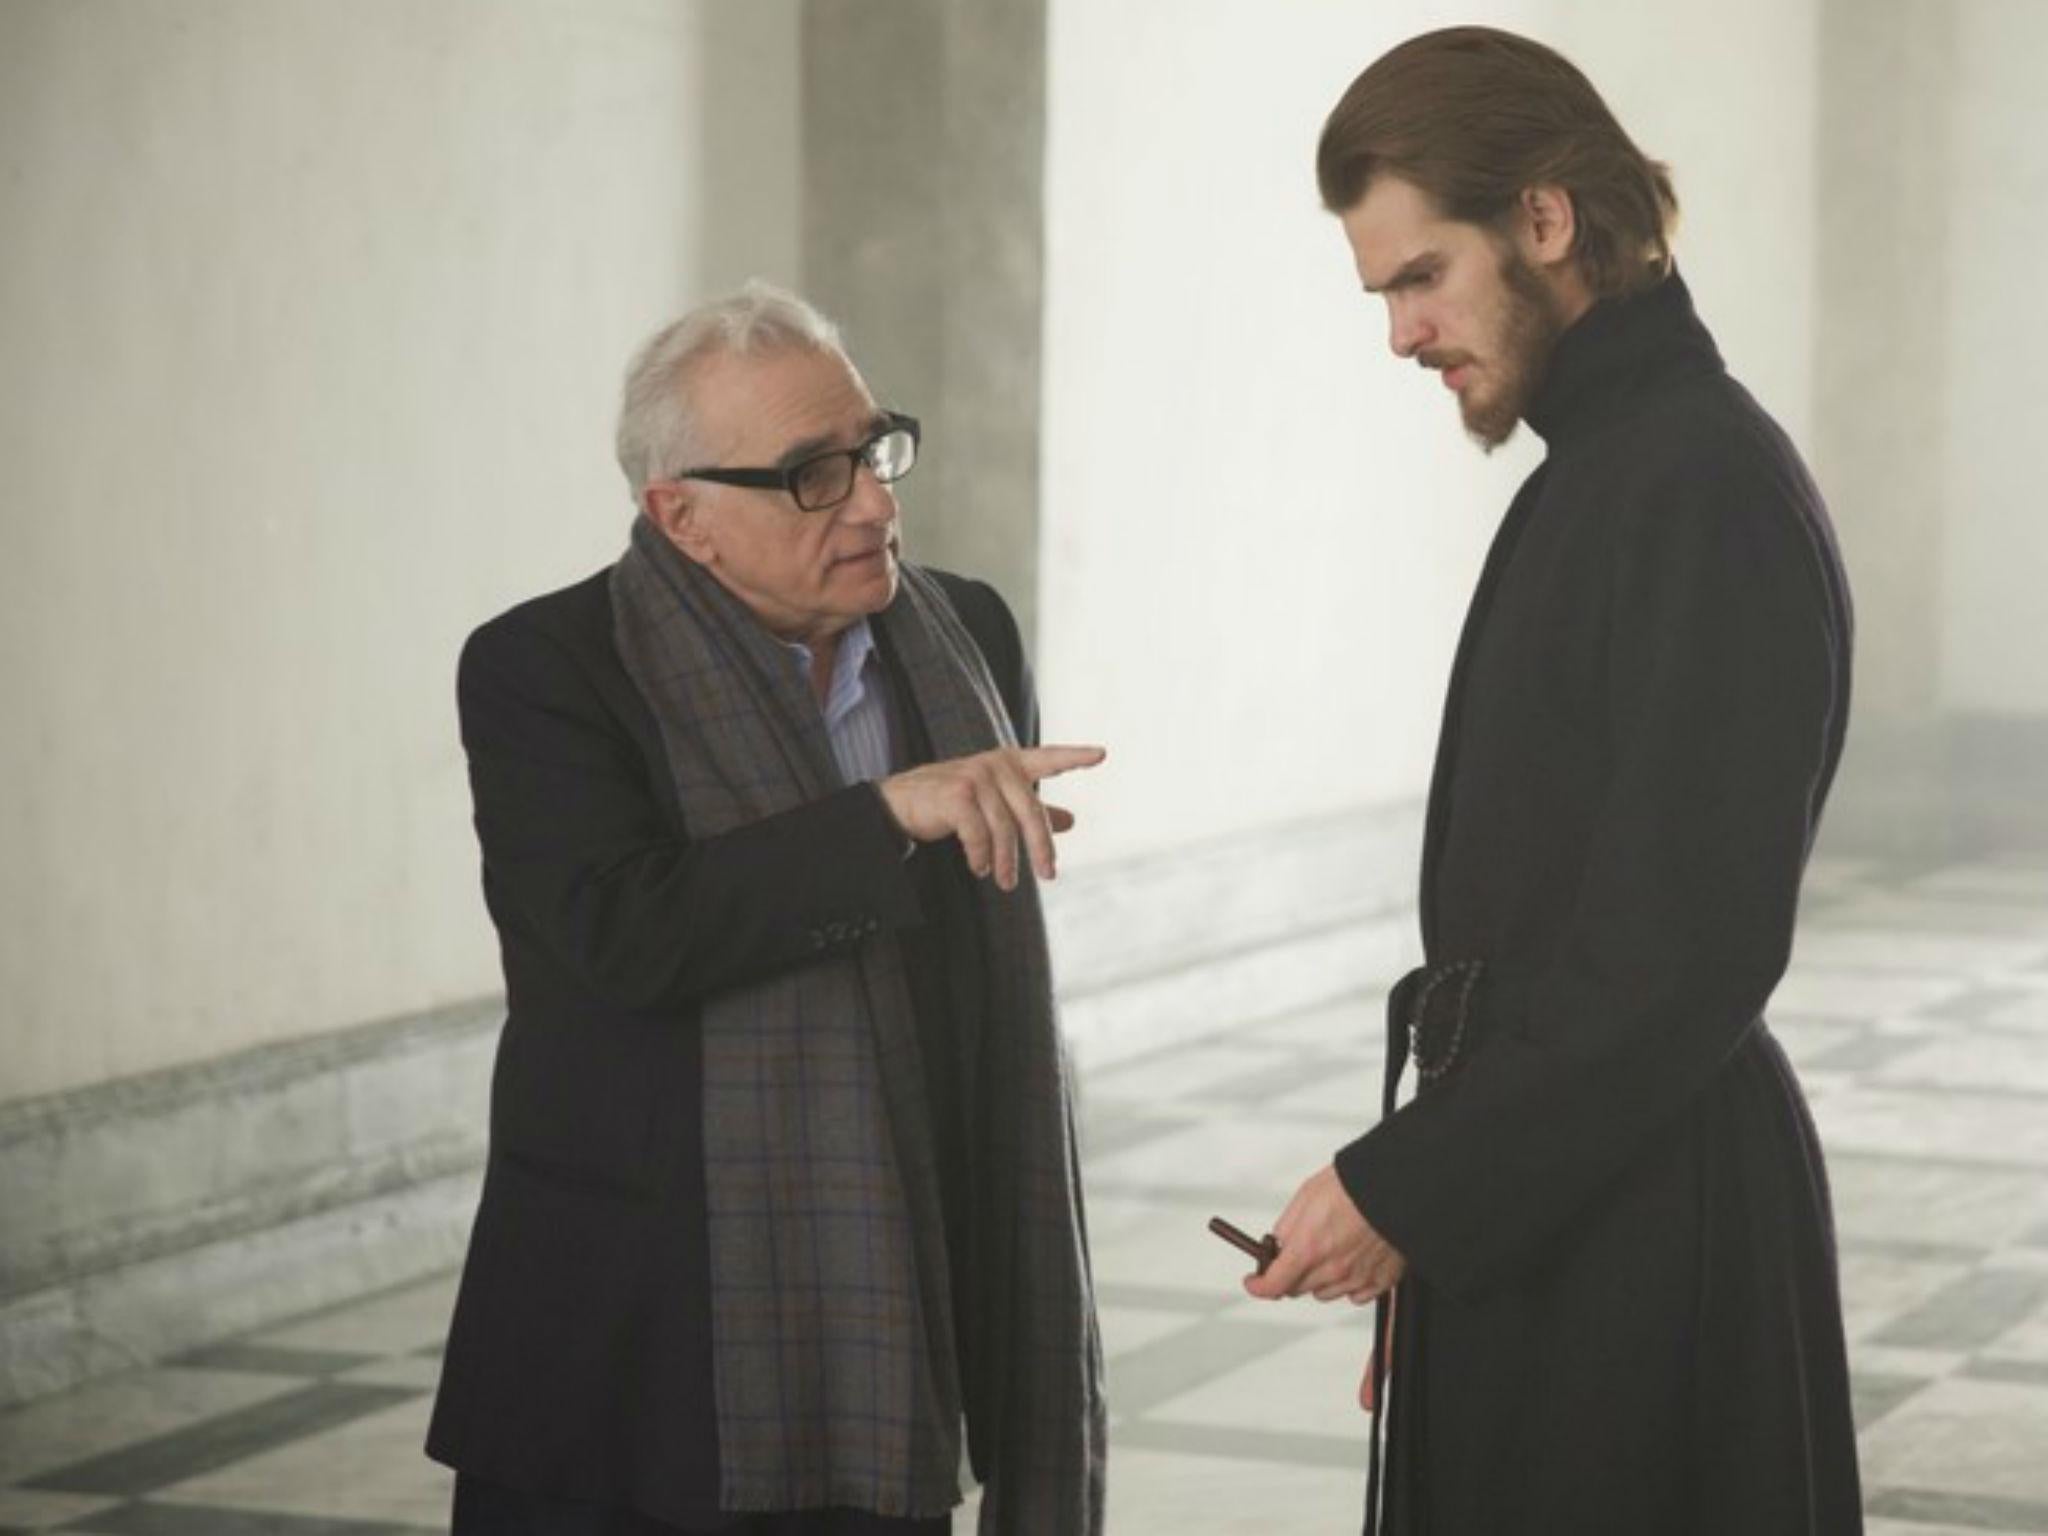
[1336,274,1863,1535]
[425,565,1036,1528]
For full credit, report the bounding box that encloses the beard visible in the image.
[1454,249,1567,451]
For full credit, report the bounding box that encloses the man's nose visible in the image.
[1389,301,1432,360]
[840,462,897,523]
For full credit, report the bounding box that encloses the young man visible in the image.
[1245,29,1863,1536]
[427,284,1106,1536]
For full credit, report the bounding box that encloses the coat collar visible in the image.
[1524,268,1725,445]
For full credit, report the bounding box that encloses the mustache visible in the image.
[1418,350,1476,372]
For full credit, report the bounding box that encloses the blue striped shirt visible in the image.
[783,618,897,785]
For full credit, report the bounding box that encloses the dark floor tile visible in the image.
[1919,987,2041,1024]
[23,1384,423,1497]
[1191,1056,1369,1108]
[1873,1268,2048,1353]
[1095,1281,1229,1315]
[1804,1030,1931,1075]
[1113,1416,1368,1472]
[1839,1235,1991,1266]
[1963,1357,2048,1388]
[1831,1146,2048,1180]
[1086,1180,1293,1213]
[171,1343,382,1379]
[60,1502,441,1536]
[1865,1486,2048,1532]
[1077,1108,1205,1158]
[1795,885,1853,914]
[1851,1371,1932,1430]
[1105,1318,1302,1418]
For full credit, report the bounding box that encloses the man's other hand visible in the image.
[877,744,1105,890]
[1244,1164,1407,1304]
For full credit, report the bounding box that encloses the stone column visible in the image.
[800,0,1047,647]
[1811,0,1955,857]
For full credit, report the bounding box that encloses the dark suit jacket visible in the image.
[425,564,1036,1528]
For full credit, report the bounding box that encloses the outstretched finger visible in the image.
[1017,744,1107,783]
[1045,804,1077,833]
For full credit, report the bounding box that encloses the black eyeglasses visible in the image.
[672,413,921,513]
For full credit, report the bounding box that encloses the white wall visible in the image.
[0,0,802,1100]
[0,0,1847,1097]
[1037,0,1822,866]
[1542,2,1818,448]
[1940,0,2048,715]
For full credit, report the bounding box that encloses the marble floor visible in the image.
[5,854,2048,1534]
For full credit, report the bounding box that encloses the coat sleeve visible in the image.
[1335,462,1845,1297]
[459,613,925,1013]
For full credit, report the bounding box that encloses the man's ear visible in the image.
[643,481,716,566]
[1516,184,1578,270]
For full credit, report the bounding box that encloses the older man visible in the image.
[1244,27,1862,1536]
[427,284,1106,1536]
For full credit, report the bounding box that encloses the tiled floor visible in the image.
[5,855,2048,1533]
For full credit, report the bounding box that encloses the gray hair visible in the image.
[614,280,847,501]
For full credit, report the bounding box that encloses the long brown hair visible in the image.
[1317,27,1679,299]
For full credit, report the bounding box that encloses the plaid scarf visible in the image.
[610,516,1104,1532]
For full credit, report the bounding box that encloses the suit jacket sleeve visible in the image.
[1336,462,1843,1296]
[458,612,925,1013]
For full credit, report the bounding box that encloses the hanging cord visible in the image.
[1362,970,1414,1536]
[1409,959,1485,1084]
[1363,1286,1394,1535]
[1364,959,1487,1533]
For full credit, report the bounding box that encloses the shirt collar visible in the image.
[782,618,878,729]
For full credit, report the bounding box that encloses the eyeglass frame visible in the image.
[665,411,921,513]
